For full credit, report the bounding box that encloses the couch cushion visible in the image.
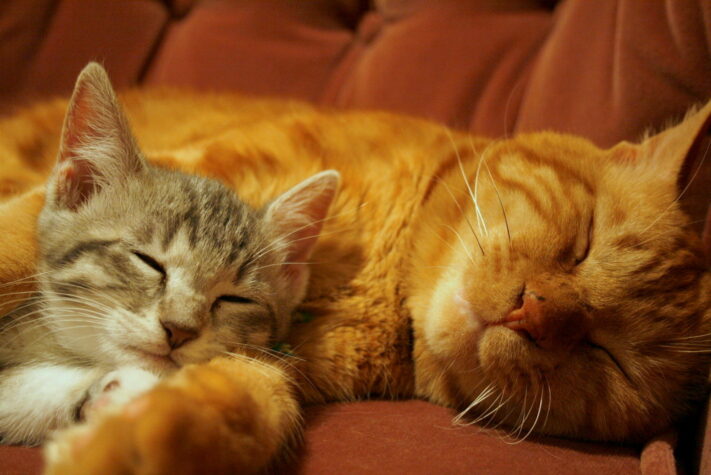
[516,0,711,147]
[25,0,168,97]
[296,401,643,474]
[0,401,646,475]
[145,0,362,101]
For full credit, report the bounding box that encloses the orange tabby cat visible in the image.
[0,64,709,474]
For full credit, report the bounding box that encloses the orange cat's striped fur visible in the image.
[0,64,709,473]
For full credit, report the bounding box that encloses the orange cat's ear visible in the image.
[610,101,711,187]
[614,100,711,264]
[49,62,145,211]
[642,101,711,191]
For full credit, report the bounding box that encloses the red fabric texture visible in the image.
[0,446,43,475]
[0,401,646,475]
[640,432,678,475]
[0,0,709,473]
[296,401,642,474]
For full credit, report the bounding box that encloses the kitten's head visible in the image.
[38,63,339,374]
[417,103,711,442]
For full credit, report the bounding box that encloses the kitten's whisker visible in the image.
[41,294,115,314]
[224,351,299,388]
[247,225,354,266]
[39,301,114,321]
[246,203,368,265]
[228,342,318,395]
[223,352,279,381]
[250,261,317,272]
[1,290,117,318]
[44,283,127,310]
[229,341,306,363]
[0,271,52,288]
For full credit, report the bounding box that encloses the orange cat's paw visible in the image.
[44,362,299,475]
[44,387,266,475]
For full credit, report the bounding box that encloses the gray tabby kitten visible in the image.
[0,63,339,445]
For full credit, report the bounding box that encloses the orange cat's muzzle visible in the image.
[497,287,591,352]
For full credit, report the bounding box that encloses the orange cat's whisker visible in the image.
[447,130,489,239]
[453,383,495,425]
[442,224,476,265]
[480,393,516,432]
[472,391,508,428]
[506,386,546,445]
[435,176,484,256]
[509,387,534,441]
[481,155,512,247]
[667,332,711,341]
[542,378,552,432]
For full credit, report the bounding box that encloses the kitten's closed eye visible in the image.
[132,251,166,276]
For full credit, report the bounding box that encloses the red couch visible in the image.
[1,1,709,473]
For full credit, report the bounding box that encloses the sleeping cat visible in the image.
[0,63,707,473]
[0,64,339,445]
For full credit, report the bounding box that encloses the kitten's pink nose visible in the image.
[161,321,198,349]
[499,287,590,352]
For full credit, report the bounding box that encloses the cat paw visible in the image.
[80,367,159,420]
[44,361,299,475]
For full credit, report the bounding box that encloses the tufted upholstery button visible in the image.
[164,0,199,18]
[375,0,556,20]
[356,12,383,45]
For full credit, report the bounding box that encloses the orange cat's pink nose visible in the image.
[499,289,590,352]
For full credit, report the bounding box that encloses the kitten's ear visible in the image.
[265,170,340,277]
[49,62,145,211]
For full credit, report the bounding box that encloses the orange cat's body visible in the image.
[0,88,709,473]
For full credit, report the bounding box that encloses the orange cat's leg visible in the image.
[44,356,301,475]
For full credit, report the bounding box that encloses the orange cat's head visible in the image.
[413,102,711,442]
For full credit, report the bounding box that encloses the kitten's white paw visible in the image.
[81,367,159,420]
